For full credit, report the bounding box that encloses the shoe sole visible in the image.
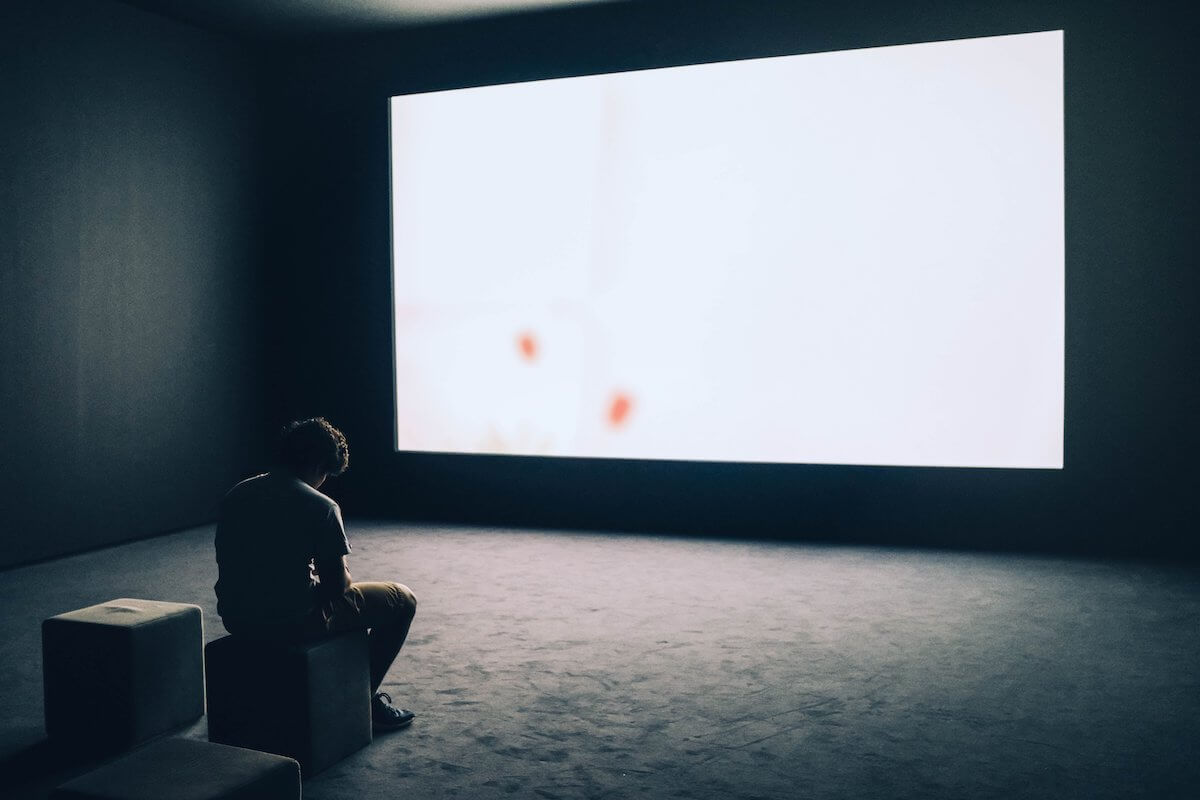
[374,716,415,732]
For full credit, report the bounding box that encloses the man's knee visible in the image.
[390,582,417,620]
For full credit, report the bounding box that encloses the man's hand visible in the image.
[314,555,352,602]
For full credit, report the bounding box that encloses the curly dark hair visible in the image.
[278,417,349,478]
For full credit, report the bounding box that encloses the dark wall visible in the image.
[262,0,1199,558]
[0,0,267,568]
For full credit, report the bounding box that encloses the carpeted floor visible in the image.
[0,522,1197,799]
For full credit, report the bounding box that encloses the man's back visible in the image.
[214,472,350,632]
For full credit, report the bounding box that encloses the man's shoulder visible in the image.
[222,472,336,512]
[295,479,340,515]
[226,472,269,493]
[221,473,266,505]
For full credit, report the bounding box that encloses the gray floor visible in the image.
[1,522,1198,799]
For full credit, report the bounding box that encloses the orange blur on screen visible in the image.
[517,331,538,362]
[608,392,633,427]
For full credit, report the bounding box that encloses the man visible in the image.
[214,417,417,730]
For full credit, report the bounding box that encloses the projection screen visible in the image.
[390,30,1064,468]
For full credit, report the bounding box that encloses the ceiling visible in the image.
[117,0,631,39]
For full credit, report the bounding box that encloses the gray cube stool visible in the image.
[205,630,371,776]
[51,737,300,800]
[43,598,204,750]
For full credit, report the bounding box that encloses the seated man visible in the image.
[214,417,417,730]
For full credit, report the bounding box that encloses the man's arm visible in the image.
[314,555,352,602]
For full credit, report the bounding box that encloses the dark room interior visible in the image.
[1,0,1197,798]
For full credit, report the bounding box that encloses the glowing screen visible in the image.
[390,31,1063,468]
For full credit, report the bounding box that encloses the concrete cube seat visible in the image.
[205,630,371,776]
[51,737,300,800]
[43,598,204,751]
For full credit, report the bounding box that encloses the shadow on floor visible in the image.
[0,733,120,799]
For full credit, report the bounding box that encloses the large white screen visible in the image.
[390,31,1064,468]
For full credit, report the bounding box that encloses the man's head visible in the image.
[278,417,349,487]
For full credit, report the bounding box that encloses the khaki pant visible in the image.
[313,582,418,694]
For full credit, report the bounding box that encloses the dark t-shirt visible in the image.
[214,472,351,632]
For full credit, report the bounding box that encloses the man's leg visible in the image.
[328,581,417,694]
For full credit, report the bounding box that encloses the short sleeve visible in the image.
[313,503,351,561]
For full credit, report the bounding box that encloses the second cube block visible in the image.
[205,630,372,776]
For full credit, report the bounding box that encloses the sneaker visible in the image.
[372,692,416,731]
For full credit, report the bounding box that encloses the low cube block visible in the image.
[51,737,300,800]
[205,630,371,776]
[43,598,204,750]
